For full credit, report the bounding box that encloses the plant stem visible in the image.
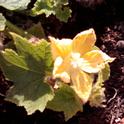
[6,20,32,38]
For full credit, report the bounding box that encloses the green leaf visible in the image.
[0,0,31,10]
[0,33,54,114]
[0,13,6,31]
[31,0,71,22]
[93,45,100,50]
[31,0,55,16]
[47,84,83,120]
[102,64,110,81]
[27,22,46,39]
[55,6,71,22]
[6,20,32,38]
[6,21,45,39]
[89,71,106,107]
[88,61,110,107]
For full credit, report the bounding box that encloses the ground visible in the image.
[0,0,124,124]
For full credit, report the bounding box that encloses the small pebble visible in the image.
[115,118,121,123]
[116,40,124,50]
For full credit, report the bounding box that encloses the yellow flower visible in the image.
[49,29,114,103]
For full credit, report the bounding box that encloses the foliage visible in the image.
[89,64,110,107]
[0,13,6,31]
[0,32,54,114]
[0,0,31,10]
[0,0,71,23]
[47,84,83,120]
[0,1,114,120]
[31,0,71,22]
[0,25,82,120]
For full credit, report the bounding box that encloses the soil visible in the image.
[0,0,124,124]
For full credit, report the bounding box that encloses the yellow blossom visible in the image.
[49,28,115,103]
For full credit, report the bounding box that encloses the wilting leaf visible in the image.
[47,84,82,120]
[0,33,54,114]
[89,64,110,107]
[0,0,31,10]
[89,70,106,107]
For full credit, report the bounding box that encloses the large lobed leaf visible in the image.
[31,0,71,22]
[0,33,54,114]
[0,0,31,10]
[47,84,83,120]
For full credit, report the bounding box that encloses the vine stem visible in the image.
[6,20,32,38]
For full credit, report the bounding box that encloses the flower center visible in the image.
[70,53,84,69]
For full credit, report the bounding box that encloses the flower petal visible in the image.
[72,28,96,55]
[80,50,115,73]
[49,36,72,59]
[71,69,93,103]
[53,56,71,83]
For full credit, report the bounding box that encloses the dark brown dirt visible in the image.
[0,0,124,124]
